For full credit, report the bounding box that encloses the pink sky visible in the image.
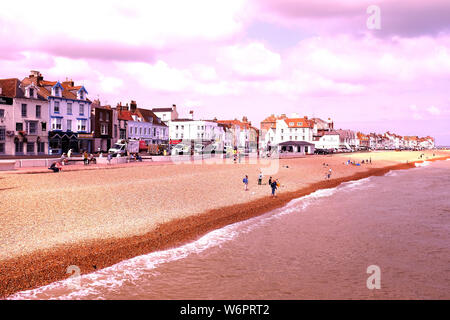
[1,0,450,144]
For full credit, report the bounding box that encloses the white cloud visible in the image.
[0,0,247,49]
[427,105,441,115]
[218,42,281,78]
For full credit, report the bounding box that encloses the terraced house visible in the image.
[23,71,92,154]
[0,77,49,155]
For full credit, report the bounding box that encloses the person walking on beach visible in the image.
[243,175,249,191]
[258,171,263,185]
[270,179,278,197]
[268,176,272,186]
[107,153,112,165]
[83,151,89,165]
[328,168,332,179]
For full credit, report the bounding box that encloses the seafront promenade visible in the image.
[0,150,449,297]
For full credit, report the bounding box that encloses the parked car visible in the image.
[171,144,190,155]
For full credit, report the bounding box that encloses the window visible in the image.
[106,113,110,121]
[134,127,137,134]
[139,127,142,135]
[153,128,156,136]
[114,125,117,138]
[67,120,72,131]
[176,125,179,130]
[295,136,297,140]
[54,87,60,96]
[36,105,41,118]
[0,109,4,118]
[15,141,23,154]
[37,142,45,153]
[101,124,107,135]
[181,125,184,130]
[67,103,72,114]
[54,101,60,113]
[0,126,5,140]
[16,122,23,131]
[281,136,284,141]
[22,104,27,117]
[181,133,183,138]
[52,118,62,130]
[41,122,46,131]
[27,142,34,154]
[29,88,34,97]
[175,133,178,138]
[129,126,133,135]
[0,143,4,154]
[79,104,84,116]
[290,136,292,140]
[28,121,37,134]
[289,122,294,126]
[281,129,284,133]
[79,91,84,100]
[297,122,302,126]
[77,119,87,131]
[99,112,103,121]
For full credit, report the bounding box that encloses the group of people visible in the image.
[129,153,143,162]
[83,151,96,165]
[242,172,280,197]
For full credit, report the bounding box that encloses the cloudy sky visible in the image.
[1,0,450,144]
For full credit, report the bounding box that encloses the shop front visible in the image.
[49,131,80,155]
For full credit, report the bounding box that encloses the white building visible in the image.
[0,78,49,155]
[313,131,341,150]
[152,104,179,125]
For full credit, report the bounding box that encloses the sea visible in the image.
[9,159,450,299]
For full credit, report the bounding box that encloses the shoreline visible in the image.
[1,156,448,298]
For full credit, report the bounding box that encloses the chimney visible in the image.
[242,116,248,123]
[281,113,286,119]
[172,104,177,111]
[29,70,43,85]
[189,110,194,120]
[130,100,137,113]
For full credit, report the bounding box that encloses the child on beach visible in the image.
[243,175,249,191]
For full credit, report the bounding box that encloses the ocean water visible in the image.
[9,160,450,300]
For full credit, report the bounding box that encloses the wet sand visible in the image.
[0,150,449,297]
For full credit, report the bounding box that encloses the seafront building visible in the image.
[0,78,49,155]
[91,99,114,152]
[152,104,179,125]
[259,113,316,154]
[169,111,226,150]
[216,117,257,152]
[23,71,92,154]
[115,101,168,146]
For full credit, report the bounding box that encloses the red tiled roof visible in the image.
[0,78,19,97]
[216,119,251,129]
[283,118,313,128]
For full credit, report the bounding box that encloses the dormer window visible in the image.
[29,88,34,98]
[77,87,88,100]
[55,87,60,96]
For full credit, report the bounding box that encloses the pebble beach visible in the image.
[1,150,449,297]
